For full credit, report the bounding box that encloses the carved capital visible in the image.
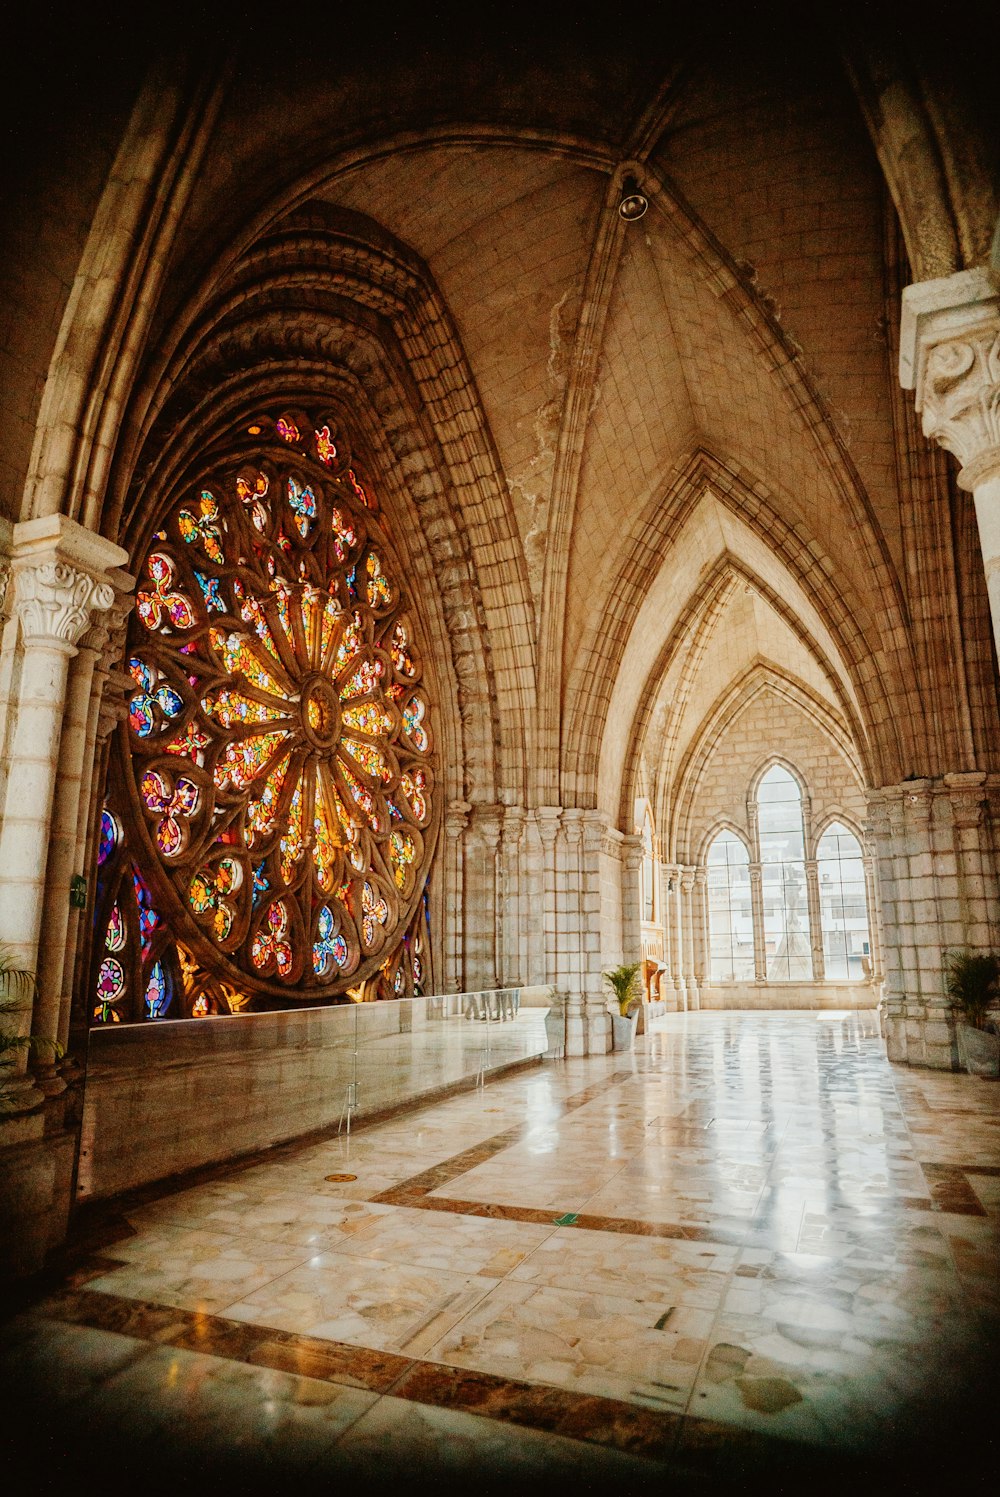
[944,770,989,830]
[561,809,584,849]
[900,267,1000,489]
[600,826,624,861]
[468,803,503,851]
[620,832,644,873]
[535,806,562,848]
[501,805,526,850]
[581,811,608,857]
[445,799,472,838]
[13,561,115,649]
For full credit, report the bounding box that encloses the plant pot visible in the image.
[956,1022,1000,1078]
[611,1009,640,1052]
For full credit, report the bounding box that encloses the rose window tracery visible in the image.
[91,409,436,1020]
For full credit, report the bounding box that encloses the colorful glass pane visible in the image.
[246,753,290,842]
[341,660,382,700]
[106,904,126,952]
[365,551,392,607]
[287,476,317,538]
[280,780,307,882]
[330,507,356,563]
[215,731,285,792]
[97,957,125,1002]
[402,695,429,752]
[343,738,391,783]
[98,809,121,867]
[145,961,171,1019]
[314,425,337,465]
[400,770,428,822]
[276,416,300,443]
[388,830,416,890]
[132,865,162,963]
[341,702,392,736]
[178,492,225,563]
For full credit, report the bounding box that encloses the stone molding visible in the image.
[900,266,1000,489]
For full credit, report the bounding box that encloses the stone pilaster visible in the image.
[465,804,502,990]
[748,864,767,981]
[443,800,471,991]
[804,859,826,982]
[581,812,611,1053]
[34,578,134,1078]
[620,833,644,972]
[498,805,527,986]
[900,266,1000,658]
[680,869,699,1010]
[692,868,708,996]
[0,517,127,1111]
[869,774,1000,1069]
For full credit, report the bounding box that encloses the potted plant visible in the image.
[603,962,642,1051]
[0,946,62,1111]
[945,949,1000,1078]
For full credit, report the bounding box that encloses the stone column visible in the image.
[499,805,526,986]
[581,812,610,1053]
[443,800,470,991]
[749,863,767,981]
[680,869,699,1010]
[692,867,708,1002]
[804,859,826,982]
[900,267,1000,658]
[658,862,677,1009]
[0,517,126,1108]
[536,807,562,988]
[465,804,502,990]
[34,581,134,1083]
[620,833,644,972]
[666,864,686,1008]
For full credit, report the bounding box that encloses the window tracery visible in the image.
[90,408,436,1023]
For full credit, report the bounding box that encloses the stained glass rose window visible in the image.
[97,409,435,1013]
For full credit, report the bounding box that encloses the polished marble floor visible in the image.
[3,1010,998,1495]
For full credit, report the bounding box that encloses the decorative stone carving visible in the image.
[14,562,115,650]
[901,267,1000,484]
[445,799,472,838]
[917,331,1000,484]
[944,770,989,829]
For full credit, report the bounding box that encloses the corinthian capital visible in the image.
[900,267,1000,490]
[14,561,115,648]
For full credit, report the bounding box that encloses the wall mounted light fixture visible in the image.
[618,175,648,221]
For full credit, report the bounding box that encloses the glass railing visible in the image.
[81,986,565,1199]
[343,988,560,1127]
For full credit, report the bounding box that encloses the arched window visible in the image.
[641,813,655,923]
[706,831,754,981]
[817,821,870,979]
[91,408,436,1023]
[757,766,812,981]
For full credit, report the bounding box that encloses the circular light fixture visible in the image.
[618,175,648,221]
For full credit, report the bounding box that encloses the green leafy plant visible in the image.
[603,962,642,1018]
[945,949,1000,1032]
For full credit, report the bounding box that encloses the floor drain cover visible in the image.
[324,1173,358,1182]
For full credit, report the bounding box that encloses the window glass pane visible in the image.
[757,767,812,980]
[817,820,870,980]
[707,831,754,981]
